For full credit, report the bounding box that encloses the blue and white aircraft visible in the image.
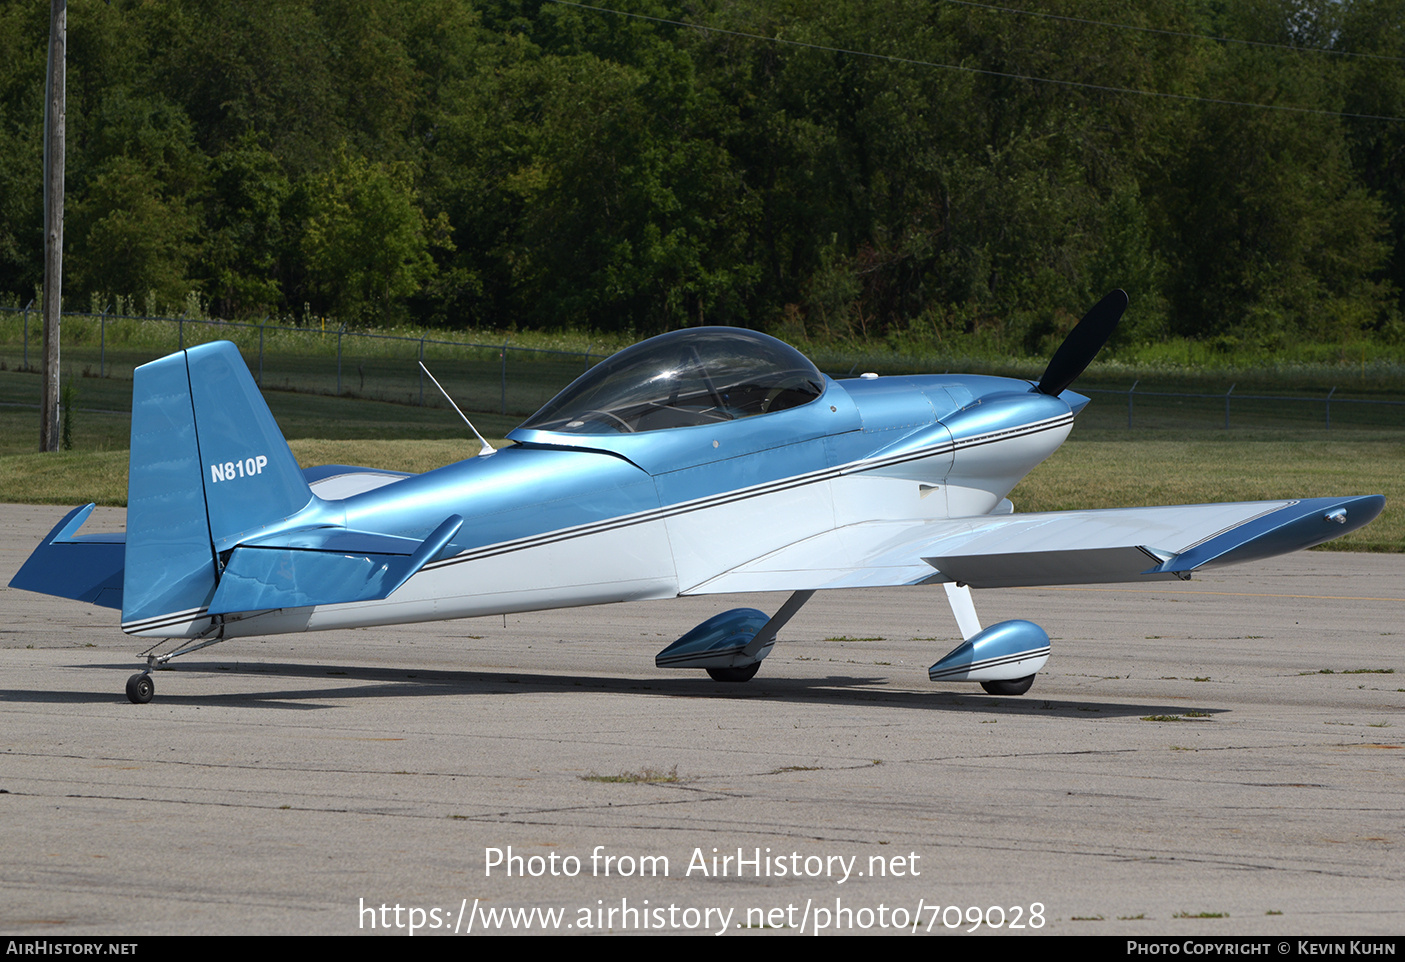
[10,291,1384,703]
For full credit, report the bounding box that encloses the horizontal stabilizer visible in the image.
[207,515,463,614]
[8,504,125,609]
[303,464,416,500]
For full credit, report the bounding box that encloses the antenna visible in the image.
[418,361,496,456]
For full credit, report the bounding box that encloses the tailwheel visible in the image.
[706,663,760,683]
[981,675,1034,696]
[126,672,154,704]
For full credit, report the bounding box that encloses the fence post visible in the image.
[1326,386,1336,430]
[1127,379,1138,429]
[178,315,184,350]
[584,343,591,372]
[337,325,344,395]
[99,305,106,377]
[258,318,265,387]
[418,338,425,406]
[1224,383,1235,430]
[23,298,32,368]
[501,342,507,415]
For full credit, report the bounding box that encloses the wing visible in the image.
[683,495,1384,594]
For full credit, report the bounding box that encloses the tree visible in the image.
[301,148,440,323]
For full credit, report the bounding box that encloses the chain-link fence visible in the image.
[0,306,603,420]
[1077,383,1405,432]
[2,306,1402,431]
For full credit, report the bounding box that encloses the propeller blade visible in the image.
[1036,289,1128,396]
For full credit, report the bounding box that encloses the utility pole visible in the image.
[40,0,65,452]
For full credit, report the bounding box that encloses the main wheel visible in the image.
[706,663,760,683]
[981,675,1034,696]
[126,672,154,704]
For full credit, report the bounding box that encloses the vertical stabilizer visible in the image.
[122,342,312,632]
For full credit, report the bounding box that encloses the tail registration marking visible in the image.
[210,455,269,483]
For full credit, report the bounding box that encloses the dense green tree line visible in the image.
[0,0,1401,353]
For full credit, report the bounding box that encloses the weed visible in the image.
[1174,911,1228,919]
[581,765,681,784]
[60,381,75,450]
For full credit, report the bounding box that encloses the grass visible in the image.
[1009,433,1404,552]
[2,332,1401,555]
[15,415,1401,547]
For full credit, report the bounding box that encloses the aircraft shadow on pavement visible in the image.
[5,658,1229,719]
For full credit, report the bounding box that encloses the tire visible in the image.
[980,674,1034,696]
[126,672,154,704]
[706,663,761,683]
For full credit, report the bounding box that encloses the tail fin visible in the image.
[122,341,312,631]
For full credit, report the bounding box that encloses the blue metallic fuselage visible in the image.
[326,373,1077,559]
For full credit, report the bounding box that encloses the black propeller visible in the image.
[1035,289,1128,397]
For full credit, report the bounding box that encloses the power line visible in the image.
[545,0,1405,123]
[942,0,1405,65]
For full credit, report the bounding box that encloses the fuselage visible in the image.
[215,369,1083,639]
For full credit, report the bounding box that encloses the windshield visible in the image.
[520,328,824,434]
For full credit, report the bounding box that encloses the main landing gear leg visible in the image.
[714,590,815,683]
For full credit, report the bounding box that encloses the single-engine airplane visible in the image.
[10,290,1384,703]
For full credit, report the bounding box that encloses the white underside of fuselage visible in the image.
[125,415,1072,641]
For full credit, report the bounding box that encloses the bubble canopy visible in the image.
[519,328,826,435]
